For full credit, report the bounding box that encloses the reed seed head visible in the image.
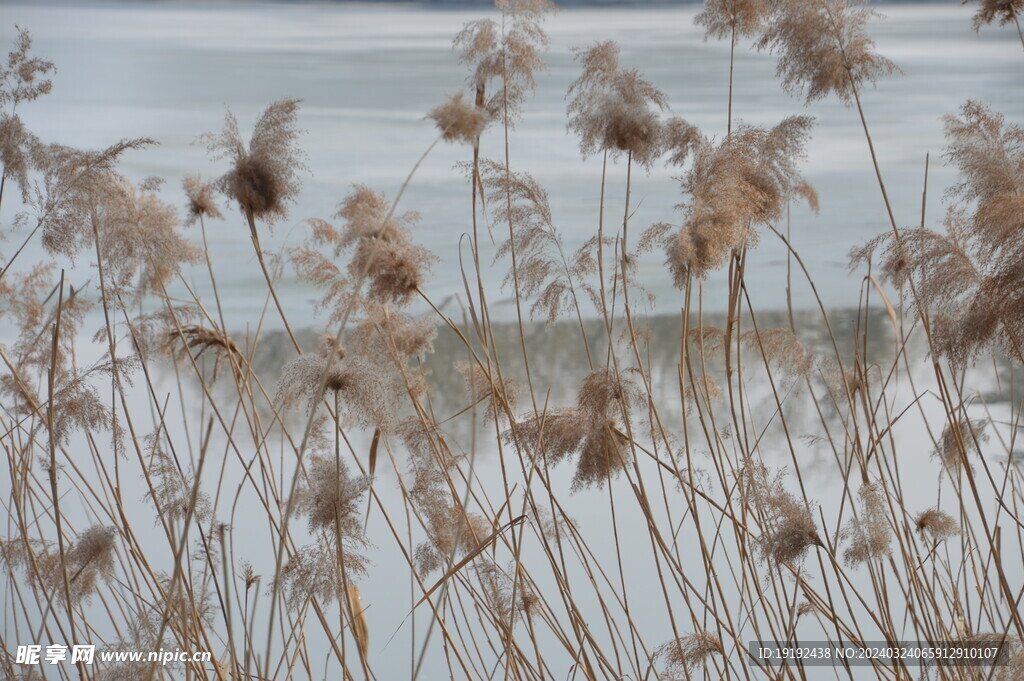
[204,98,306,223]
[965,1,1024,31]
[757,0,899,105]
[915,509,959,542]
[429,91,491,144]
[182,174,223,225]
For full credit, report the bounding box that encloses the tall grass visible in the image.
[1,2,1024,680]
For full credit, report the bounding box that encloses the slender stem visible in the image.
[728,23,736,135]
[244,208,301,353]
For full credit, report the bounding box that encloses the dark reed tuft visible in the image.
[204,98,306,223]
[566,41,668,167]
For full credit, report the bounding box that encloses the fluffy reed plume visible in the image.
[915,509,960,543]
[475,560,515,620]
[478,160,595,321]
[0,27,55,107]
[182,174,223,225]
[281,541,366,608]
[415,506,490,574]
[0,353,124,446]
[275,342,393,431]
[3,526,117,605]
[351,307,436,364]
[400,418,492,572]
[945,102,1024,255]
[0,263,91,369]
[566,41,668,167]
[737,462,822,567]
[63,525,117,595]
[204,98,305,223]
[333,185,436,305]
[289,219,352,322]
[92,175,202,297]
[644,116,816,284]
[842,483,892,566]
[695,0,770,39]
[295,454,371,541]
[1,108,37,202]
[23,138,153,258]
[756,0,898,105]
[965,0,1024,31]
[347,584,370,658]
[146,445,213,524]
[935,417,988,472]
[453,0,555,122]
[508,368,643,489]
[169,325,242,363]
[657,631,724,677]
[458,361,520,421]
[429,92,491,144]
[855,103,1024,365]
[0,28,54,201]
[687,325,728,356]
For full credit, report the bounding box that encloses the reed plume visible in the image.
[3,526,117,605]
[644,116,816,284]
[657,631,724,677]
[275,340,394,431]
[566,41,668,167]
[458,361,520,422]
[146,444,213,524]
[295,454,371,541]
[92,175,202,298]
[509,368,643,489]
[842,482,892,566]
[964,0,1024,34]
[757,0,898,105]
[23,138,153,259]
[182,174,223,225]
[429,91,491,144]
[0,27,55,107]
[696,0,770,40]
[454,0,555,122]
[204,98,305,223]
[915,509,960,543]
[935,417,987,472]
[853,102,1024,367]
[479,160,596,322]
[738,462,822,567]
[334,185,436,306]
[0,28,54,203]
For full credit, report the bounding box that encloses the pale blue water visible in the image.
[2,2,1023,329]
